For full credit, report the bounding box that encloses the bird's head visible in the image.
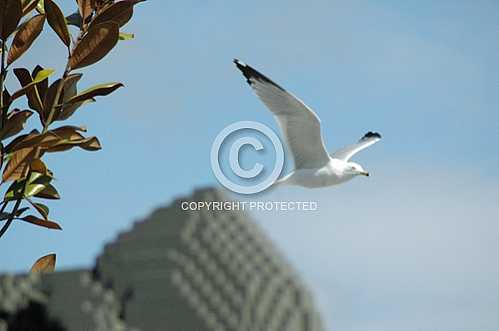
[346,162,369,177]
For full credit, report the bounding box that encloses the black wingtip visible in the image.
[233,59,253,86]
[233,58,242,67]
[233,59,285,91]
[362,131,382,140]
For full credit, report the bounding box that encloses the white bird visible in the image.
[234,59,382,188]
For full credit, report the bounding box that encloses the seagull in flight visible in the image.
[234,59,382,188]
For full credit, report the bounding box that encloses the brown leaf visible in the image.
[30,201,49,219]
[2,147,36,182]
[14,131,60,150]
[56,73,84,121]
[34,184,60,199]
[22,0,39,16]
[44,0,71,47]
[30,253,57,274]
[13,68,43,112]
[21,215,61,230]
[4,130,39,153]
[43,78,62,124]
[69,21,119,70]
[0,0,22,40]
[5,131,31,152]
[30,158,48,175]
[79,136,101,151]
[7,14,45,65]
[1,89,11,113]
[91,0,143,27]
[77,0,94,24]
[62,74,82,102]
[0,109,33,140]
[46,127,101,152]
[66,82,123,104]
[51,125,86,139]
[32,65,48,103]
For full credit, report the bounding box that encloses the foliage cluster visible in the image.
[0,0,144,271]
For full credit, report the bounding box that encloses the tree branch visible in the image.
[0,40,5,131]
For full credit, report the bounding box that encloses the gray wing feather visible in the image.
[234,59,330,169]
[332,132,381,161]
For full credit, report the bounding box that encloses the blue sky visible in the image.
[2,1,499,330]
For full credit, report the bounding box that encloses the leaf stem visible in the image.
[0,199,21,239]
[0,40,5,130]
[0,23,87,239]
[42,61,71,133]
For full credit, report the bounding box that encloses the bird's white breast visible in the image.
[288,158,354,188]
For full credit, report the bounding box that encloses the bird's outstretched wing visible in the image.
[234,59,330,169]
[332,132,381,161]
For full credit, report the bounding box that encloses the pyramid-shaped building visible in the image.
[0,188,324,331]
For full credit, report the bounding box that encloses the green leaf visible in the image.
[33,67,54,81]
[119,32,134,41]
[36,0,44,14]
[25,171,52,197]
[44,0,71,47]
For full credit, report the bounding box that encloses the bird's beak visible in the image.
[361,171,369,177]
